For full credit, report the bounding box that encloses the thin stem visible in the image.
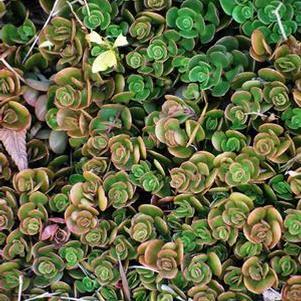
[128,265,159,273]
[66,1,87,30]
[53,0,81,16]
[22,0,61,63]
[83,0,91,16]
[244,112,267,117]
[18,275,23,301]
[23,293,91,301]
[60,297,91,301]
[77,263,95,278]
[0,57,26,83]
[273,3,287,41]
[285,170,301,177]
[24,292,60,301]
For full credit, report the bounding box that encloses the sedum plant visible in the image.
[243,205,283,249]
[32,242,65,287]
[170,151,216,193]
[137,239,183,279]
[183,252,222,285]
[166,0,220,44]
[242,256,278,294]
[1,0,301,300]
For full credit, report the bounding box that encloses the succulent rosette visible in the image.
[243,205,283,249]
[168,194,206,224]
[242,256,278,294]
[101,171,136,209]
[166,0,219,43]
[215,151,261,186]
[1,0,301,299]
[59,240,85,269]
[41,219,70,247]
[188,281,223,301]
[253,123,292,163]
[81,219,116,247]
[282,108,301,131]
[90,253,119,286]
[270,252,298,278]
[155,117,188,149]
[223,266,245,291]
[170,151,217,194]
[32,242,65,287]
[69,171,103,208]
[129,161,168,196]
[234,237,263,259]
[0,101,31,131]
[0,68,22,101]
[191,219,216,246]
[207,193,253,246]
[39,17,85,67]
[0,191,16,231]
[281,276,301,301]
[111,234,136,260]
[212,130,248,153]
[3,229,30,261]
[130,205,169,244]
[49,192,70,213]
[13,168,51,194]
[78,0,112,30]
[225,90,261,130]
[137,239,183,279]
[183,253,222,285]
[209,192,254,229]
[82,134,109,157]
[129,12,165,43]
[127,74,154,103]
[202,109,224,138]
[283,209,301,242]
[221,0,255,24]
[50,68,92,111]
[75,276,99,293]
[274,48,301,79]
[108,134,146,171]
[130,213,157,243]
[0,262,29,291]
[18,200,48,236]
[147,38,171,63]
[263,81,290,111]
[65,204,98,235]
[1,17,36,45]
[186,36,250,97]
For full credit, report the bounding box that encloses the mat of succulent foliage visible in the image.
[0,0,301,300]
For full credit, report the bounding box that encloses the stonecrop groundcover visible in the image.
[0,0,301,300]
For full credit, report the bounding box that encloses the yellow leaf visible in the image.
[98,186,108,211]
[92,50,117,73]
[113,34,128,48]
[86,31,105,45]
[39,40,54,48]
